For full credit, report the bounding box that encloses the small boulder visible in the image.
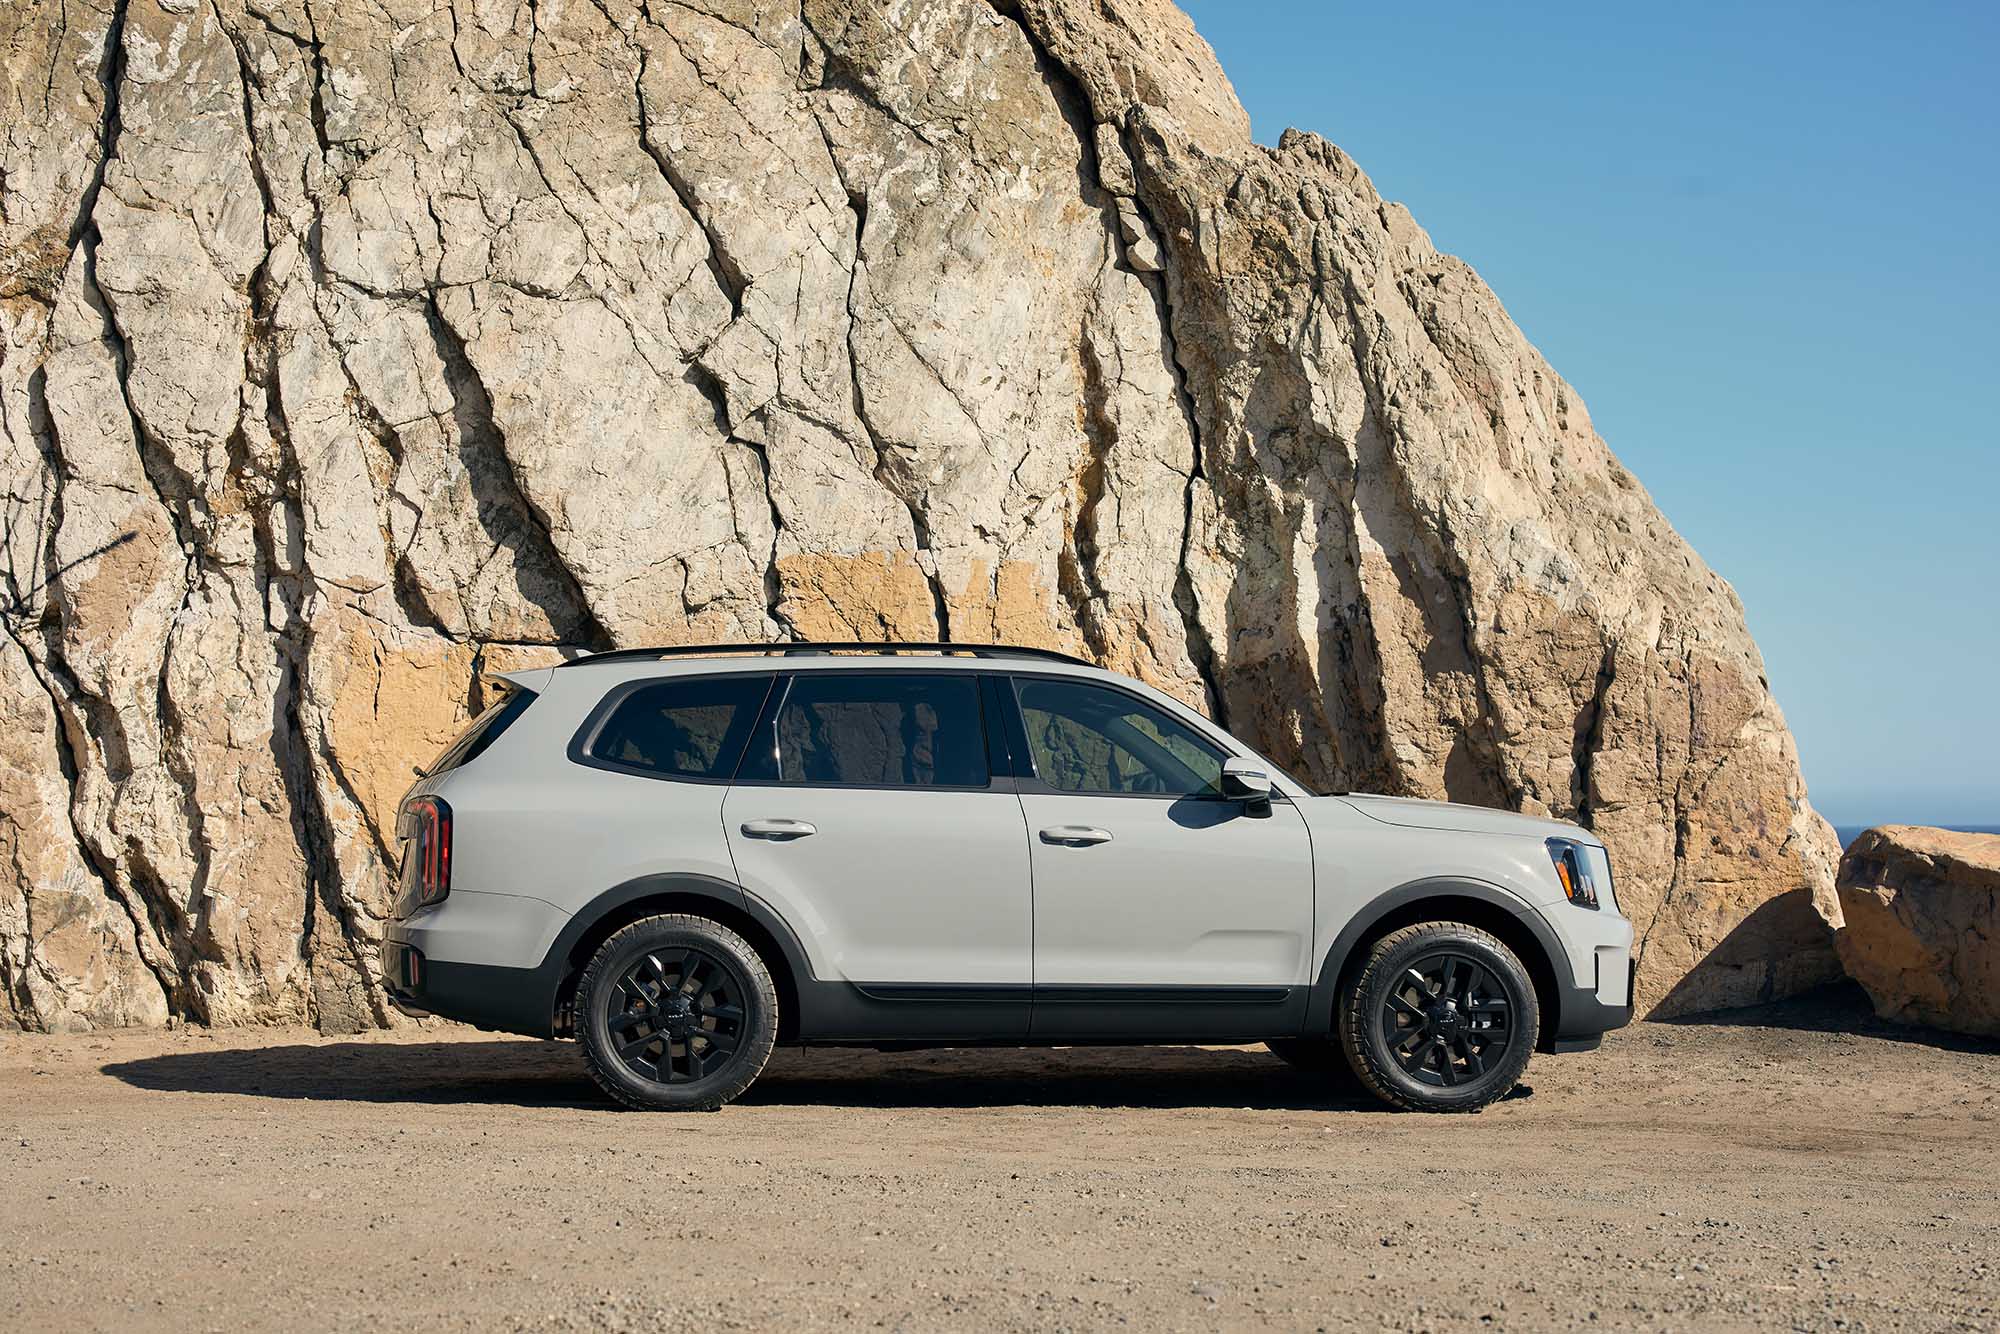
[1835,826,2000,1035]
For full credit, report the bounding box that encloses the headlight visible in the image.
[1546,837,1601,910]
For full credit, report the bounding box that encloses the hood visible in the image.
[1336,793,1598,844]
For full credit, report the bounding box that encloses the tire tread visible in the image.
[1337,920,1538,1114]
[576,913,779,1112]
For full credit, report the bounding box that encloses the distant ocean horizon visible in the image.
[1831,824,2000,851]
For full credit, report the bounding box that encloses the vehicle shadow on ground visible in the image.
[99,1042,1423,1113]
[100,1039,598,1108]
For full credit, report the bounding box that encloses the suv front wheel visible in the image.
[576,914,779,1111]
[1339,921,1539,1113]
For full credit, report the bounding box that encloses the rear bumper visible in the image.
[378,937,557,1038]
[378,889,570,1036]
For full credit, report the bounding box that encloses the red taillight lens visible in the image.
[408,796,452,905]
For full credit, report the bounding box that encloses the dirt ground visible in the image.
[2,985,1996,1333]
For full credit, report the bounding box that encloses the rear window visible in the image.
[583,675,773,781]
[426,686,538,777]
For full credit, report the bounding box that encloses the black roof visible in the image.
[551,641,1095,670]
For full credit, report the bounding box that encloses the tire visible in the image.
[1265,1037,1363,1090]
[576,914,779,1112]
[1338,921,1539,1113]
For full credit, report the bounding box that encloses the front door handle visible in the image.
[1039,825,1112,847]
[741,818,817,840]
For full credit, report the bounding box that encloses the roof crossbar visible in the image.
[552,641,1095,669]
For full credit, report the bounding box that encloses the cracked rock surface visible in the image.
[0,0,1839,1031]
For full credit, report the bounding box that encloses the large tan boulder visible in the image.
[1836,826,2000,1035]
[0,0,1837,1030]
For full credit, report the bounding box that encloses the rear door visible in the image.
[722,669,1031,1038]
[1003,674,1315,1040]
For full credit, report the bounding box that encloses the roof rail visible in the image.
[551,641,1097,670]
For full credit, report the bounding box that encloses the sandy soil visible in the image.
[2,985,1996,1332]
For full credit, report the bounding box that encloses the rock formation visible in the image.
[0,0,1840,1032]
[1836,826,2000,1036]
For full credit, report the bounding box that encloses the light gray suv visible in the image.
[381,643,1632,1113]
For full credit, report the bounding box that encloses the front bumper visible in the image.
[1543,954,1636,1053]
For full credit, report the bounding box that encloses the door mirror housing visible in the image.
[1219,757,1273,801]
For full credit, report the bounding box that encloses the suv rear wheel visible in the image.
[1338,921,1539,1113]
[576,914,779,1111]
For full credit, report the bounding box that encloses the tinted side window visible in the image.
[768,673,989,788]
[1015,678,1224,796]
[588,675,771,780]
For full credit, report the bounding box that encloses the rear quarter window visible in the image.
[424,686,538,777]
[577,674,774,781]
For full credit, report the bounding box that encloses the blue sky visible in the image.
[1185,1,1998,826]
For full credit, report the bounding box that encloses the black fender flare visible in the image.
[532,872,819,1029]
[1302,877,1574,1037]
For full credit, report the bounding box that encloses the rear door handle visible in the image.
[741,818,817,840]
[1039,826,1112,847]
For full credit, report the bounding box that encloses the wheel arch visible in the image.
[542,874,811,1042]
[1305,878,1571,1053]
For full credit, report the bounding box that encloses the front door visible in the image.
[722,669,1030,1039]
[1006,675,1315,1040]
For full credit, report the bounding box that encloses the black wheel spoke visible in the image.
[602,943,750,1089]
[1378,947,1522,1091]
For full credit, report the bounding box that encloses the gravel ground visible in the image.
[2,984,1996,1332]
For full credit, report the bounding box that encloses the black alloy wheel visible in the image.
[1339,921,1539,1113]
[577,914,778,1111]
[1378,950,1512,1088]
[604,946,748,1085]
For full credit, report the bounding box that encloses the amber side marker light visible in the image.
[1545,837,1600,910]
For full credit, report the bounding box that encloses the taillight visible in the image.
[407,796,452,906]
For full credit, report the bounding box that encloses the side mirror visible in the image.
[1220,757,1273,802]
